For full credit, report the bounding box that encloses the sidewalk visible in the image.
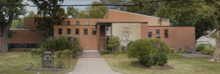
[67,50,118,74]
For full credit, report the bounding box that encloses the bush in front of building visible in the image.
[196,44,206,52]
[121,46,126,53]
[170,48,175,54]
[101,50,110,55]
[167,53,183,59]
[70,38,81,58]
[56,51,63,58]
[118,49,122,54]
[128,38,170,67]
[56,35,69,51]
[127,41,134,51]
[107,36,120,54]
[201,48,214,55]
[30,48,42,55]
[55,61,65,68]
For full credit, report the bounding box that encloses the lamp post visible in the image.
[66,35,76,68]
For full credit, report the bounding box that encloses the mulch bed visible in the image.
[133,65,173,70]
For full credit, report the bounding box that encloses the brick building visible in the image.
[0,9,195,51]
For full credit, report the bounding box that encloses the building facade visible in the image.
[0,9,195,51]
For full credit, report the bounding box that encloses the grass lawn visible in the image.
[0,51,77,74]
[104,57,220,74]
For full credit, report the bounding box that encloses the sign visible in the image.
[42,49,54,68]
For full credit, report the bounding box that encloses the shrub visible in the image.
[167,53,183,59]
[118,49,122,54]
[170,48,175,54]
[127,41,134,50]
[196,44,206,52]
[121,46,126,53]
[56,51,63,58]
[177,48,182,53]
[39,37,56,50]
[128,38,169,67]
[101,50,110,55]
[57,35,68,51]
[107,36,120,54]
[62,50,70,58]
[70,38,81,58]
[153,53,168,66]
[55,61,65,68]
[201,48,214,55]
[30,48,42,55]
[102,54,128,58]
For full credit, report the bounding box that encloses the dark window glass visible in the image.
[106,27,109,31]
[148,30,152,38]
[76,21,80,25]
[92,29,96,35]
[67,21,70,25]
[67,29,71,35]
[165,29,168,38]
[9,44,39,48]
[75,29,79,35]
[84,29,88,35]
[156,29,160,34]
[86,21,89,25]
[58,29,62,35]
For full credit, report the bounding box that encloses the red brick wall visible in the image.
[54,26,97,50]
[148,26,195,49]
[141,23,148,39]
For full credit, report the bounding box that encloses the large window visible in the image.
[164,29,168,38]
[67,29,71,35]
[67,21,70,25]
[76,21,80,25]
[58,29,62,35]
[75,29,79,35]
[92,29,96,35]
[148,30,152,38]
[9,44,39,48]
[84,29,88,35]
[86,21,89,25]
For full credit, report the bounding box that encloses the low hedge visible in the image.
[201,48,214,55]
[101,50,110,55]
[167,53,183,59]
[30,48,42,55]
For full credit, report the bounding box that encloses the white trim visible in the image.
[10,29,30,30]
[104,9,169,20]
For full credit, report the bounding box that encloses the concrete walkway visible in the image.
[67,50,118,74]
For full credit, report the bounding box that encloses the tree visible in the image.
[32,0,65,37]
[11,18,24,29]
[0,0,26,52]
[79,10,90,18]
[100,0,127,10]
[88,1,107,18]
[126,0,160,16]
[26,11,38,18]
[65,6,79,18]
[107,36,120,54]
[157,0,220,62]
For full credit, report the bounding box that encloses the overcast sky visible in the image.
[20,0,100,17]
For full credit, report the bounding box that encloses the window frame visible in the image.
[92,28,96,35]
[75,29,79,35]
[148,29,152,38]
[86,21,89,25]
[76,21,80,25]
[58,28,62,35]
[67,21,70,25]
[67,28,71,35]
[84,29,88,35]
[164,29,168,38]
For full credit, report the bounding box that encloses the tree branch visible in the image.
[212,0,220,6]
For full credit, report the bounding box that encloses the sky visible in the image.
[20,0,101,17]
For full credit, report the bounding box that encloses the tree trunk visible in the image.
[212,30,220,62]
[1,25,10,53]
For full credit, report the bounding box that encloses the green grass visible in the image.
[104,57,220,74]
[0,51,77,74]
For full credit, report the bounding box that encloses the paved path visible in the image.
[181,53,212,57]
[66,50,118,74]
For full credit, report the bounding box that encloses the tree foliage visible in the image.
[100,0,127,10]
[65,6,79,18]
[126,0,160,16]
[0,0,26,52]
[108,36,121,54]
[32,0,65,36]
[11,18,24,29]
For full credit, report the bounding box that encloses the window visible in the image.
[58,29,62,35]
[92,29,96,35]
[156,29,160,38]
[67,21,70,25]
[164,29,168,38]
[67,29,71,35]
[76,21,80,25]
[95,21,98,24]
[75,29,79,35]
[106,27,109,31]
[148,30,152,38]
[86,21,89,25]
[84,29,88,35]
[9,44,39,48]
